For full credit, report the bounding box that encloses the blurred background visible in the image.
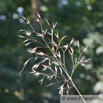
[0,0,103,103]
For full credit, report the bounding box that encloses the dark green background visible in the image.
[0,0,103,103]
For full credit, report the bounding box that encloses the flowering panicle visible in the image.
[18,14,90,103]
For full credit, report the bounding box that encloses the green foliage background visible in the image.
[0,0,103,103]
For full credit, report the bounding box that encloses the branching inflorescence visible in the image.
[18,14,90,103]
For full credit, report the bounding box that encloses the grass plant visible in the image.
[18,14,90,103]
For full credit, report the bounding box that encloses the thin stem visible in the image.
[29,23,35,31]
[70,79,86,103]
[63,51,65,66]
[31,35,47,47]
[71,54,74,67]
[46,79,64,87]
[71,62,79,77]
